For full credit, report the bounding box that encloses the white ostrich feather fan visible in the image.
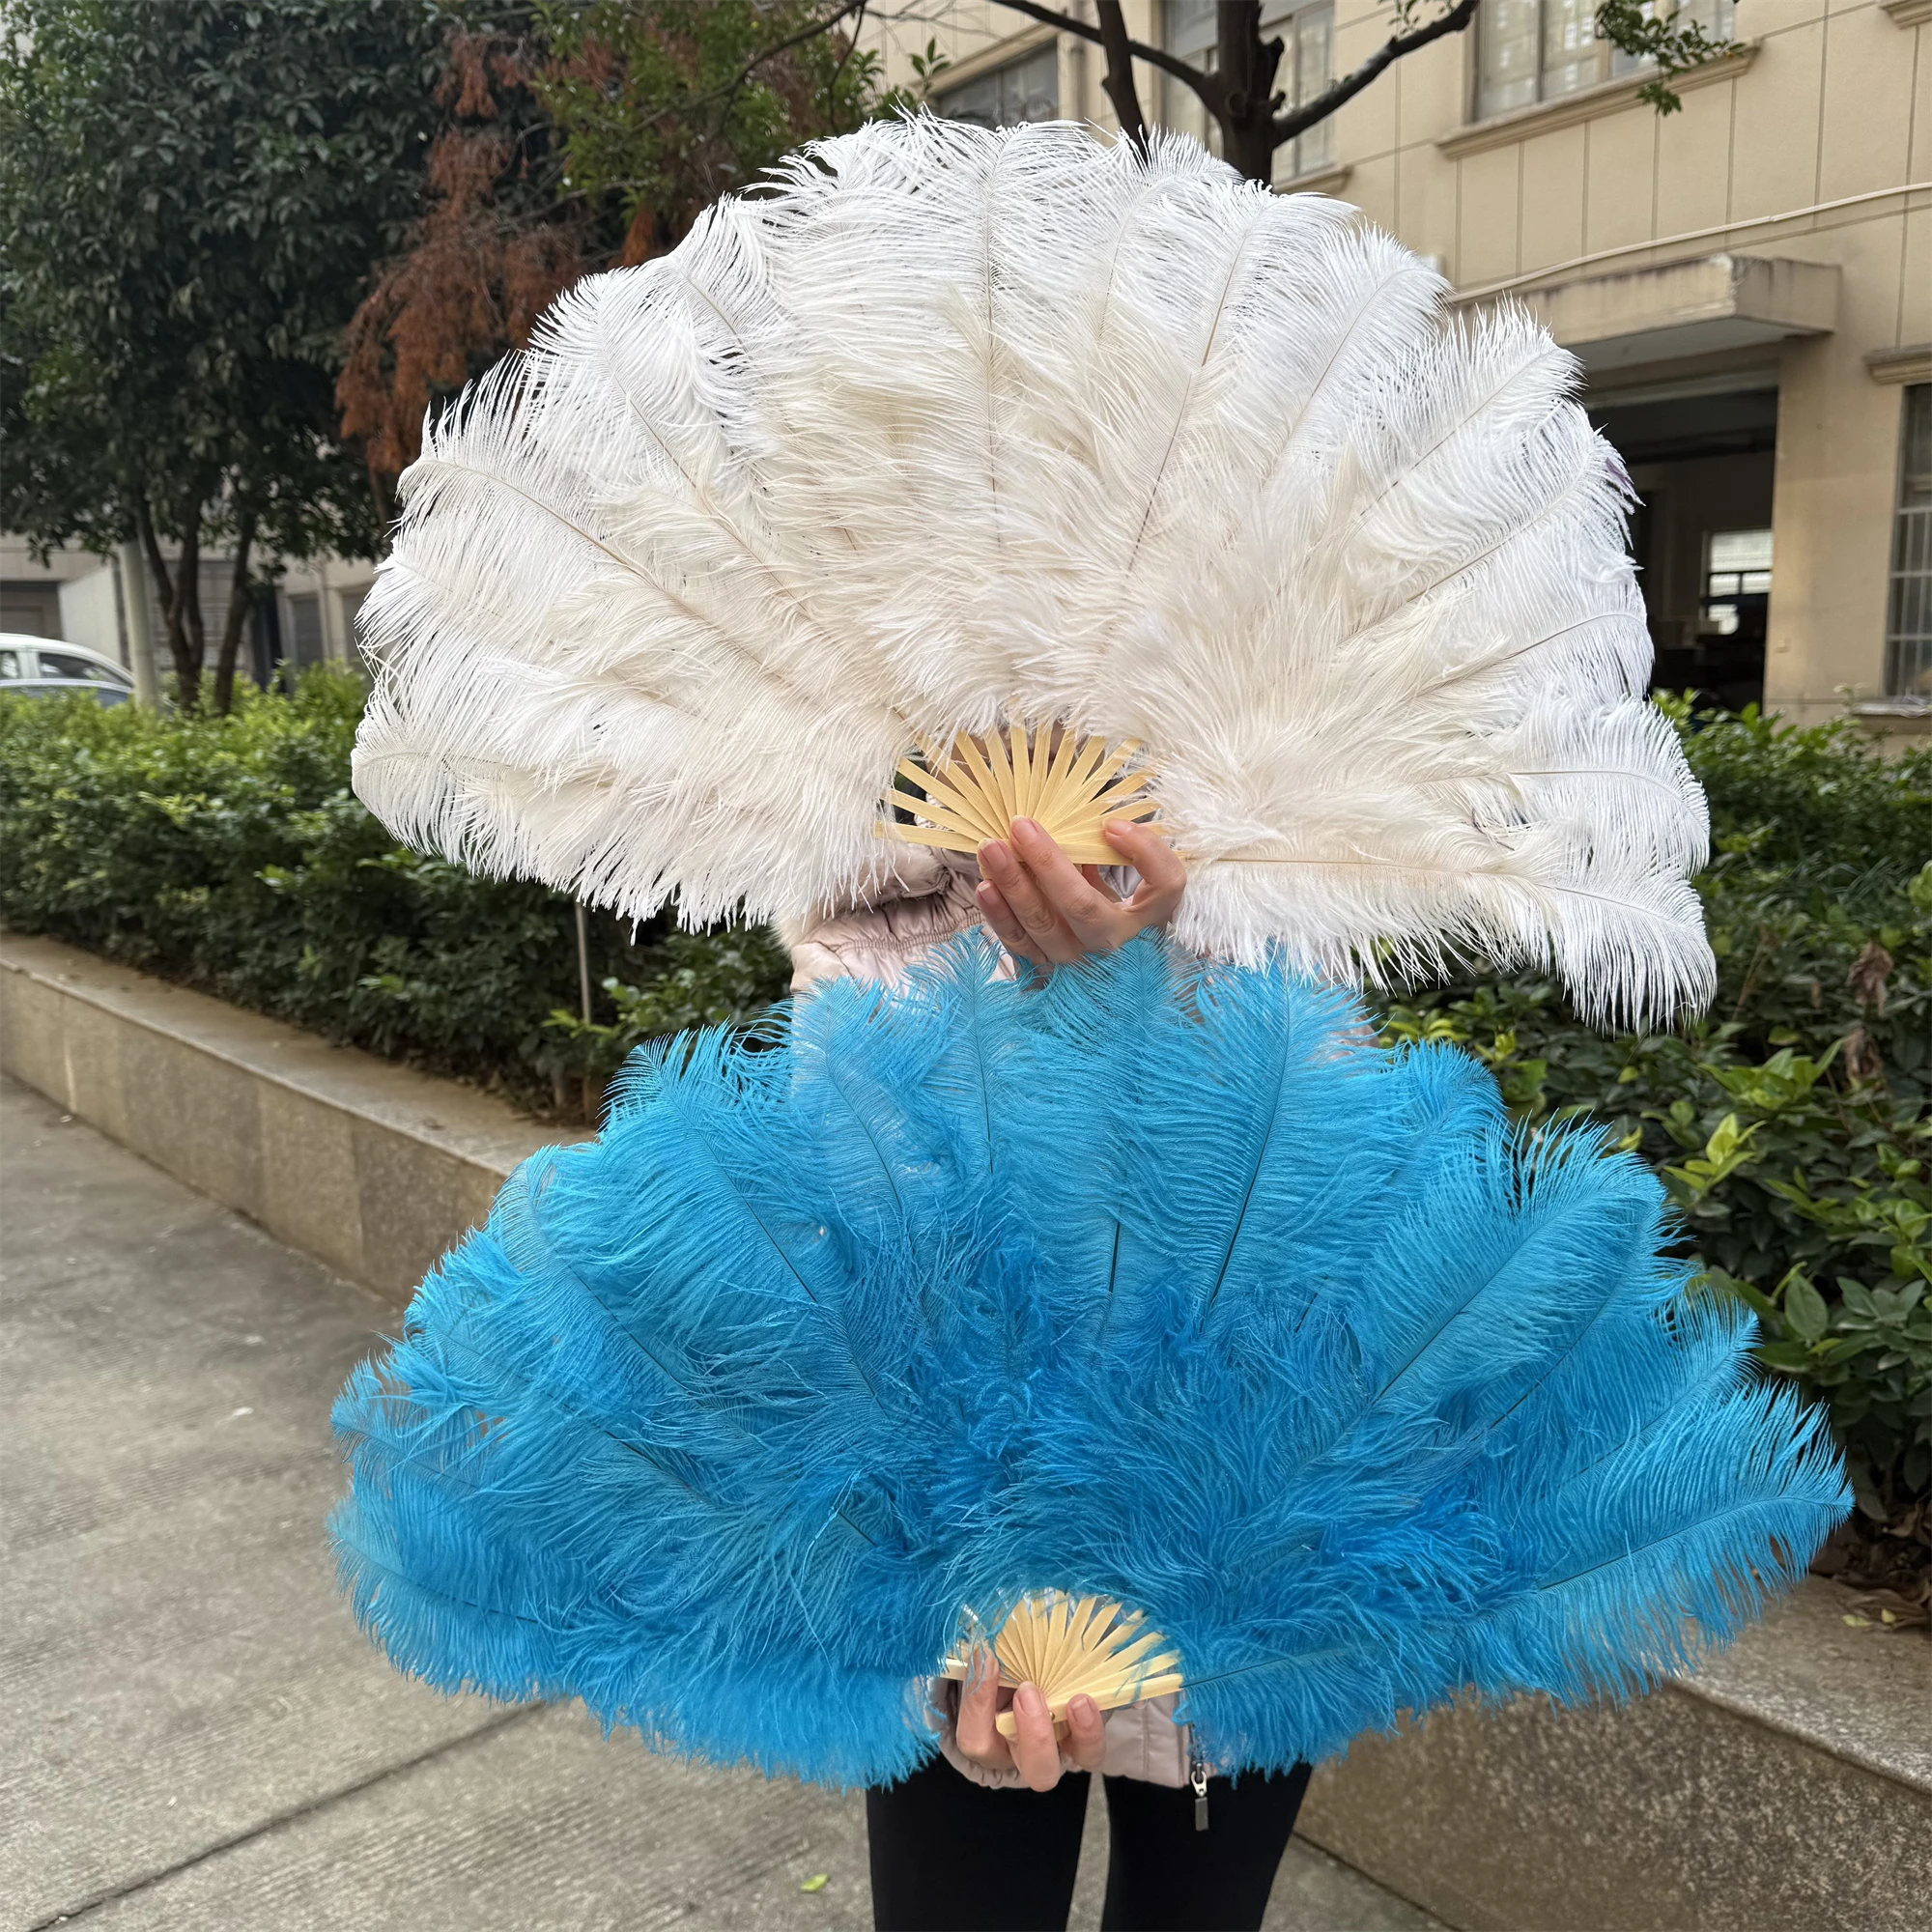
[353,116,1712,1023]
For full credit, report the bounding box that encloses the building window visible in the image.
[1475,0,1733,120]
[1162,3,1333,181]
[0,581,61,636]
[1887,384,1932,699]
[937,44,1058,129]
[1700,528,1773,639]
[339,585,371,657]
[288,592,327,669]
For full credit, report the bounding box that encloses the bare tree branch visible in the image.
[1094,2,1148,153]
[1274,0,1479,143]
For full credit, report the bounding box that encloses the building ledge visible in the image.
[1867,342,1932,385]
[1515,251,1838,375]
[1851,697,1932,727]
[924,22,1058,99]
[1279,163,1351,199]
[1882,0,1932,26]
[1437,44,1759,161]
[1301,1577,1931,1931]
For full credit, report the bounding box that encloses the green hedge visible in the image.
[0,671,788,1113]
[2,680,1926,1552]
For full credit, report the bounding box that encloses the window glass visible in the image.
[289,592,327,668]
[1702,529,1773,638]
[1886,384,1932,698]
[1477,0,1733,119]
[0,649,20,679]
[38,650,127,683]
[939,45,1059,130]
[1540,0,1597,99]
[1479,0,1542,115]
[1280,4,1335,179]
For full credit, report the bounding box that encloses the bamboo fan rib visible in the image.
[940,1592,1184,1736]
[883,730,1158,867]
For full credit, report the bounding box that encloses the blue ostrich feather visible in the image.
[330,934,1848,1786]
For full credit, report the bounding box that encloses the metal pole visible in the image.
[116,539,160,708]
[575,901,594,1024]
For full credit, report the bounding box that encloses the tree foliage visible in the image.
[0,0,446,709]
[336,0,887,490]
[0,669,783,1113]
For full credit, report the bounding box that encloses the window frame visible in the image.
[933,41,1061,131]
[1884,383,1932,700]
[1471,0,1735,123]
[1159,1,1335,182]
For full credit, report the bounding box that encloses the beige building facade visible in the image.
[0,533,374,699]
[866,0,1932,730]
[7,4,1925,725]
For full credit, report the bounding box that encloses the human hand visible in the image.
[953,1645,1106,1791]
[975,817,1186,974]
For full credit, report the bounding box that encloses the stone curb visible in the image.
[0,930,575,1302]
[1298,1577,1930,1932]
[4,929,1926,1931]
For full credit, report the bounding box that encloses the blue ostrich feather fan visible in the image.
[330,936,1847,1787]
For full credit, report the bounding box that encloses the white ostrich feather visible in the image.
[353,116,1712,1025]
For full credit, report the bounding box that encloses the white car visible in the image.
[0,633,137,706]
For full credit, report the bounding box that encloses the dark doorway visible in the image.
[0,581,62,637]
[250,594,284,691]
[1589,379,1778,714]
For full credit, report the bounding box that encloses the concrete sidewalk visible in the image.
[1,1075,1438,1932]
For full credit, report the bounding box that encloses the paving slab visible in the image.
[1,1076,1435,1932]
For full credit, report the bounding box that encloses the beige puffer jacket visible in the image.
[780,846,1194,1791]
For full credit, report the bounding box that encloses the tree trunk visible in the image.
[1215,1,1283,185]
[1094,2,1148,154]
[137,500,204,712]
[368,460,397,546]
[212,509,258,717]
[172,516,205,710]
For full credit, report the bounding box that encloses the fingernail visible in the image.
[980,840,1009,867]
[1016,1683,1045,1719]
[1070,1695,1096,1721]
[1012,817,1040,840]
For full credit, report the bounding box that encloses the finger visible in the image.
[1009,1683,1063,1791]
[1009,819,1131,952]
[978,838,1084,965]
[1102,819,1187,929]
[1064,1694,1106,1773]
[954,1649,1012,1770]
[974,880,1050,975]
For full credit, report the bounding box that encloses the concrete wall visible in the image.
[0,932,571,1302]
[1298,1573,1932,1931]
[861,1,1932,726]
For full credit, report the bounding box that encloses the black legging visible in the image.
[866,1752,1313,1932]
